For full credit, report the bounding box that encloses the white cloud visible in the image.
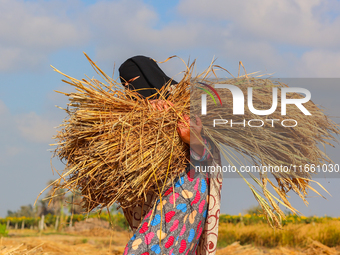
[0,0,89,71]
[0,46,47,72]
[0,99,8,116]
[1,0,339,78]
[79,0,340,78]
[178,0,340,48]
[83,0,163,62]
[6,146,23,157]
[0,0,340,220]
[0,100,60,144]
[15,112,58,143]
[297,50,340,77]
[80,1,216,68]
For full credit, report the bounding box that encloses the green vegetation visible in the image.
[1,212,129,231]
[1,213,340,249]
[217,221,340,248]
[219,213,336,226]
[0,224,8,237]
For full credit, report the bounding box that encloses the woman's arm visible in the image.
[177,114,205,156]
[149,100,205,156]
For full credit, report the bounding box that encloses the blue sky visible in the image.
[1,0,340,217]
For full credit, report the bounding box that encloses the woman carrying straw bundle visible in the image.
[119,56,223,255]
[41,52,340,254]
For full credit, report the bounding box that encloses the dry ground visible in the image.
[1,229,339,255]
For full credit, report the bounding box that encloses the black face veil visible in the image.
[118,55,177,99]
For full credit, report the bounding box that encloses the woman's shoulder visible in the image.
[190,136,221,164]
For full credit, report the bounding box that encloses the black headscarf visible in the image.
[118,55,177,99]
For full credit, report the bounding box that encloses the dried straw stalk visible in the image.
[38,54,340,228]
[190,68,340,227]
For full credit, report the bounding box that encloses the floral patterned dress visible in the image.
[122,138,223,255]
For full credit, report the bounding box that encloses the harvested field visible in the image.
[1,226,339,255]
[0,229,131,255]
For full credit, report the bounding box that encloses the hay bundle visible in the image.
[190,72,340,226]
[40,54,339,228]
[45,55,191,211]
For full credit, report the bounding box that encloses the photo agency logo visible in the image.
[198,82,312,128]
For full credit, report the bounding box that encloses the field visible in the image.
[1,215,340,254]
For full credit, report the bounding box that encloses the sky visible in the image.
[1,0,340,218]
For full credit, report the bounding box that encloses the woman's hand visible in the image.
[149,100,205,156]
[177,114,204,156]
[149,99,173,111]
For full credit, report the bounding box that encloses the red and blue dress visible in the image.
[123,138,223,255]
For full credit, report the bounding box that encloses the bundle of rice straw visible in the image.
[38,54,339,228]
[190,65,340,227]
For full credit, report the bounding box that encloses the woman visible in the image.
[119,56,223,255]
